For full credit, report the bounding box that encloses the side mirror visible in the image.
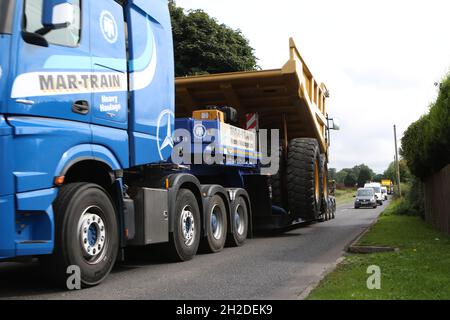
[329,118,341,131]
[42,0,74,30]
[353,195,356,198]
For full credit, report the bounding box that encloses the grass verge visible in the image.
[334,188,356,205]
[307,198,450,300]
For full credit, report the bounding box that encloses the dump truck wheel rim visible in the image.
[78,206,107,265]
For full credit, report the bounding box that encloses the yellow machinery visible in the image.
[175,38,330,157]
[192,109,225,122]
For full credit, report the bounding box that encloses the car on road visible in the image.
[354,188,378,209]
[381,187,388,201]
[364,183,383,205]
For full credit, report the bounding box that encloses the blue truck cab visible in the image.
[0,0,174,261]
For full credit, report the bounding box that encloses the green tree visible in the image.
[373,174,384,182]
[383,159,412,183]
[169,1,258,76]
[336,168,352,184]
[352,164,375,181]
[357,167,373,187]
[344,173,357,188]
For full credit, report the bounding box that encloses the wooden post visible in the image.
[394,125,402,196]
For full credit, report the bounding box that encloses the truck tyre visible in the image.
[41,183,119,288]
[226,196,249,247]
[271,146,286,208]
[319,154,329,221]
[330,198,336,219]
[287,138,322,220]
[201,195,228,253]
[167,189,201,261]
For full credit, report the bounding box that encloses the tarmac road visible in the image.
[0,199,388,300]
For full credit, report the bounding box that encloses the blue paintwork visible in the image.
[0,35,12,114]
[0,188,56,259]
[0,116,13,196]
[90,0,128,129]
[126,0,175,166]
[175,118,260,165]
[0,196,15,259]
[8,116,92,193]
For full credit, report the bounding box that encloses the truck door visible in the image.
[125,1,175,166]
[89,0,128,130]
[11,0,92,124]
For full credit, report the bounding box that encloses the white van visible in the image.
[364,183,383,205]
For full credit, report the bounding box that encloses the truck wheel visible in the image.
[287,138,322,220]
[271,146,286,207]
[167,189,201,261]
[41,183,119,288]
[319,154,329,221]
[227,196,249,247]
[201,195,228,253]
[331,199,336,219]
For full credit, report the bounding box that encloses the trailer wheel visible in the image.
[201,195,228,253]
[287,138,322,220]
[41,183,119,288]
[227,196,249,247]
[167,189,201,261]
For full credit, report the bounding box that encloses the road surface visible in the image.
[0,200,388,300]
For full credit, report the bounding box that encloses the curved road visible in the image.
[0,200,387,300]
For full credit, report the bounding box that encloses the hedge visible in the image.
[401,75,450,178]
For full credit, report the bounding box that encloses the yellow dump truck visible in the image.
[381,179,394,195]
[175,38,340,229]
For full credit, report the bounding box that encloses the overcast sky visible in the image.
[176,0,450,173]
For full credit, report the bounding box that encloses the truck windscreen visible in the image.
[0,0,15,34]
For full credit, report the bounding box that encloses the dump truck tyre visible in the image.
[287,138,322,220]
[271,146,286,207]
[200,195,228,253]
[319,154,329,221]
[41,183,119,288]
[166,189,201,262]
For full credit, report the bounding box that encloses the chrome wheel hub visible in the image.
[181,206,196,247]
[78,206,107,264]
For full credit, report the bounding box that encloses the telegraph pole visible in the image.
[394,125,402,196]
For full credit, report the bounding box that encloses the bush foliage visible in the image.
[401,75,450,178]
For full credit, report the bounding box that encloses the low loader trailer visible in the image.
[0,0,338,287]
